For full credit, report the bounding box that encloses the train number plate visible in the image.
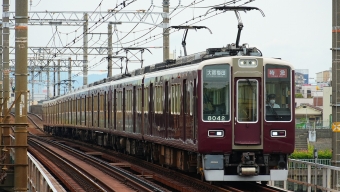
[205,115,227,121]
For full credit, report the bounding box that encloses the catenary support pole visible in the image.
[58,60,60,96]
[332,0,340,189]
[83,13,88,85]
[14,0,28,190]
[46,60,50,99]
[108,23,112,78]
[2,0,11,168]
[0,22,2,122]
[68,57,72,92]
[31,67,34,105]
[163,0,169,61]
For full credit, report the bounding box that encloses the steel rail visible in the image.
[28,139,108,191]
[31,136,165,192]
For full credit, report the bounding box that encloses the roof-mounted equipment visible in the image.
[206,6,265,48]
[170,26,212,56]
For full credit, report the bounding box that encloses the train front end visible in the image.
[197,56,295,182]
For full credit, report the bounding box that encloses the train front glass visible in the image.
[202,64,230,122]
[265,64,292,121]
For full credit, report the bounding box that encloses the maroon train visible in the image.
[43,44,295,182]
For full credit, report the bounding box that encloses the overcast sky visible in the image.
[3,0,332,84]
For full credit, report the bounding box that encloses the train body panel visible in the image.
[42,47,295,182]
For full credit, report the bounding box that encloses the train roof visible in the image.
[88,44,263,87]
[46,43,294,104]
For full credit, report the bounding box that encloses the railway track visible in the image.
[28,136,167,192]
[58,137,289,192]
[26,113,288,192]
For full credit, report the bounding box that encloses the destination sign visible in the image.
[267,68,287,78]
[206,69,227,78]
[203,64,230,81]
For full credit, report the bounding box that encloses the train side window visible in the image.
[188,81,193,116]
[117,91,122,112]
[126,89,132,112]
[137,88,142,113]
[155,85,163,114]
[93,93,98,112]
[171,85,174,114]
[171,84,180,115]
[144,87,149,113]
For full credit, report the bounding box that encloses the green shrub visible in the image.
[289,145,332,159]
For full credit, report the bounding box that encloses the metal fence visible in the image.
[296,120,331,129]
[291,159,332,166]
[270,159,340,192]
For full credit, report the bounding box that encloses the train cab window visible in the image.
[202,64,230,121]
[265,64,292,121]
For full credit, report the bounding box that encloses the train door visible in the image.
[84,97,86,126]
[107,90,111,129]
[123,88,126,131]
[182,79,187,140]
[133,86,136,132]
[98,93,100,127]
[114,89,117,130]
[234,78,261,145]
[165,81,169,138]
[104,91,107,128]
[149,83,153,135]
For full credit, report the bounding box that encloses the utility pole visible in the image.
[14,0,28,190]
[83,13,88,85]
[108,23,113,78]
[163,0,170,61]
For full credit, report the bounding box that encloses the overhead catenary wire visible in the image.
[107,0,250,71]
[80,0,252,75]
[34,0,137,77]
[42,0,254,80]
[129,0,255,48]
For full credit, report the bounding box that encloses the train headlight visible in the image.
[271,130,286,137]
[238,59,258,68]
[208,130,224,137]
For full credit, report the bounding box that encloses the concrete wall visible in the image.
[30,105,42,116]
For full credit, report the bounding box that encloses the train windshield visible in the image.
[265,64,292,121]
[202,64,230,121]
